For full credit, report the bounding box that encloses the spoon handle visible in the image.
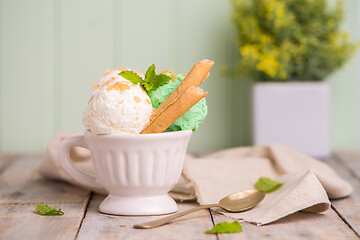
[133,203,219,229]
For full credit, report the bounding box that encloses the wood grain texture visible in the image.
[325,153,360,237]
[211,210,359,240]
[0,202,88,240]
[0,154,15,174]
[77,194,216,240]
[1,153,360,239]
[333,151,360,179]
[0,155,90,204]
[0,155,91,240]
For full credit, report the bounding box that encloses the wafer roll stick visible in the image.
[150,59,213,121]
[141,87,207,134]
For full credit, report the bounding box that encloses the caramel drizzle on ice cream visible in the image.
[91,83,99,89]
[88,96,93,103]
[134,96,141,103]
[108,82,131,91]
[104,79,112,86]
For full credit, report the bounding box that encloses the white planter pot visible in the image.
[253,82,331,158]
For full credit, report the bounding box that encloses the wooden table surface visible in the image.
[0,152,359,240]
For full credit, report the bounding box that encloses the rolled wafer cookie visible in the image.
[141,86,207,134]
[150,59,213,121]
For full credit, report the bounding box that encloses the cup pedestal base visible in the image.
[99,194,178,216]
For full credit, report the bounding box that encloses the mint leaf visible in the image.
[118,71,143,85]
[142,64,172,91]
[143,64,157,91]
[145,64,156,82]
[255,177,282,193]
[119,65,172,92]
[206,221,243,234]
[143,81,154,92]
[154,74,172,88]
[36,203,64,215]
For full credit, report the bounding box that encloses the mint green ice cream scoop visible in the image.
[147,74,207,132]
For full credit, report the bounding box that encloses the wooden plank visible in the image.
[0,202,89,240]
[177,0,249,151]
[56,0,114,132]
[323,153,360,237]
[334,151,360,179]
[211,209,359,240]
[117,0,176,73]
[77,194,216,240]
[0,0,55,152]
[0,155,91,240]
[0,154,16,174]
[327,0,360,151]
[0,155,90,204]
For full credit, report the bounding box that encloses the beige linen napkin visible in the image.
[39,132,352,225]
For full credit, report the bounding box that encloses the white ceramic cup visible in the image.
[58,130,192,215]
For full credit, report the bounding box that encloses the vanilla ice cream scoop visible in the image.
[83,68,153,134]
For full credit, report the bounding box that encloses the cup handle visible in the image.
[58,135,103,190]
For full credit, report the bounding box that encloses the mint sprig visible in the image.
[35,203,64,215]
[118,64,172,92]
[206,221,243,234]
[145,64,156,84]
[118,70,143,85]
[255,177,282,193]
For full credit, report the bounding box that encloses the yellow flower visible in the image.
[240,45,260,66]
[231,0,357,81]
[259,34,274,46]
[341,32,349,41]
[256,54,280,78]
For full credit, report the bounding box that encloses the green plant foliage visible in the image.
[231,0,358,81]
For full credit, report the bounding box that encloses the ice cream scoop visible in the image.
[83,68,153,134]
[147,74,207,132]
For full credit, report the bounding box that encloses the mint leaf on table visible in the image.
[206,221,243,234]
[255,177,282,193]
[118,70,143,85]
[35,204,64,215]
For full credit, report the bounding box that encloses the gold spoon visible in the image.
[134,189,266,229]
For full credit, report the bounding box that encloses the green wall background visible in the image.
[0,0,359,153]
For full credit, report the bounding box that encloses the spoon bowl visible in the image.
[219,189,266,212]
[134,189,266,229]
